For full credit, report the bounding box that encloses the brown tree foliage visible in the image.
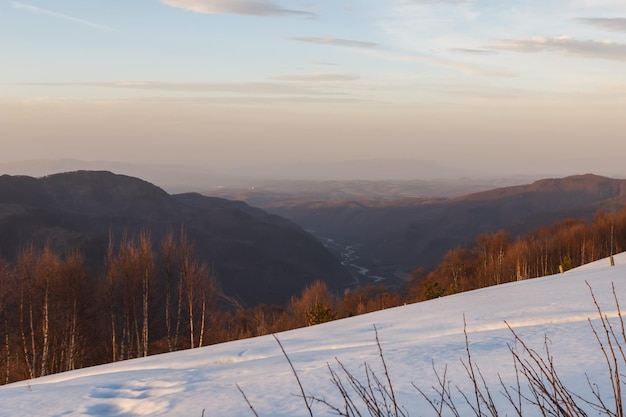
[0,245,93,382]
[409,208,626,302]
[0,229,221,384]
[2,207,624,386]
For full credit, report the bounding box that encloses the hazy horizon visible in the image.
[2,157,625,184]
[2,1,626,180]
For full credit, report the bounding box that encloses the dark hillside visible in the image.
[40,171,177,218]
[0,171,352,306]
[266,174,626,281]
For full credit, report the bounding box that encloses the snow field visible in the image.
[0,253,624,416]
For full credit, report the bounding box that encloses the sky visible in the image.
[2,0,626,179]
[0,253,624,416]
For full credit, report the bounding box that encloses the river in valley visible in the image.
[313,234,390,288]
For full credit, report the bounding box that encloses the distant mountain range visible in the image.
[0,158,540,192]
[252,158,480,180]
[0,159,243,193]
[263,174,626,283]
[0,171,352,306]
[2,168,625,304]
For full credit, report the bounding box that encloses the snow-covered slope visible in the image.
[2,254,625,416]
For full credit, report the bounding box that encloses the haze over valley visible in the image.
[3,0,626,413]
[2,1,626,179]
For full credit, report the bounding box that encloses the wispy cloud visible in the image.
[396,0,474,5]
[491,36,626,62]
[284,36,380,49]
[8,81,346,96]
[576,17,626,33]
[358,48,516,77]
[11,1,116,31]
[401,0,471,4]
[311,62,340,67]
[270,73,359,82]
[160,0,316,18]
[450,48,497,55]
[285,36,512,77]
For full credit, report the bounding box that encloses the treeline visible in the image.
[0,229,223,384]
[1,207,625,385]
[406,207,626,301]
[0,229,401,385]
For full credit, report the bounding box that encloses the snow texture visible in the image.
[1,253,626,416]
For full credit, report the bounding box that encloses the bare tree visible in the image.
[105,231,155,360]
[0,257,13,384]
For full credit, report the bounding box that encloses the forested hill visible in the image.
[265,174,626,279]
[456,173,626,205]
[0,171,352,306]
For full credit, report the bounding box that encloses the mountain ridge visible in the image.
[263,174,626,281]
[0,171,352,306]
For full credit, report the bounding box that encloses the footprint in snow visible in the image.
[85,379,183,416]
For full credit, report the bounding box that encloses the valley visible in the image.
[4,1,626,413]
[259,174,626,280]
[314,235,393,288]
[2,169,626,388]
[0,171,353,306]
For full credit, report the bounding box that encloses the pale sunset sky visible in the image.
[2,0,626,178]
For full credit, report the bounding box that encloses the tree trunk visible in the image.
[40,284,49,377]
[4,317,9,384]
[174,277,183,350]
[142,269,149,357]
[188,286,195,349]
[199,297,206,348]
[29,303,37,378]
